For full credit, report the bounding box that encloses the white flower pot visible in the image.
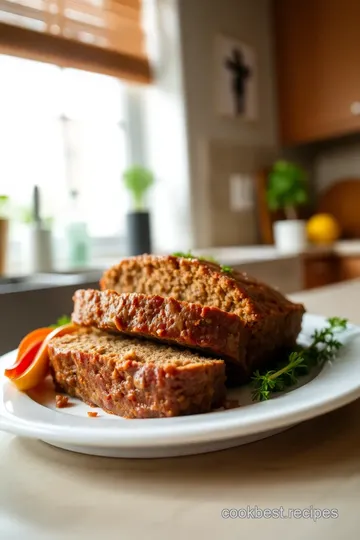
[273,219,307,253]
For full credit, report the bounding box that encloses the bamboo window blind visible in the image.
[0,0,152,83]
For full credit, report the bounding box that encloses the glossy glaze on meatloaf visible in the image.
[48,328,226,418]
[72,289,250,364]
[100,255,305,377]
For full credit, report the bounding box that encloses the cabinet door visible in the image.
[303,256,339,289]
[274,0,360,144]
[339,257,360,281]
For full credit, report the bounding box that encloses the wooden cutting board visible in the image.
[318,178,360,238]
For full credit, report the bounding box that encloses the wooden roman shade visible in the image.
[0,0,152,83]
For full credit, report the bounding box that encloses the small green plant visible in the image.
[0,195,9,219]
[267,160,308,220]
[123,166,154,211]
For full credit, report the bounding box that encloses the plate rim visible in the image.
[1,313,360,449]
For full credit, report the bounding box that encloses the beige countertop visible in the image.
[194,239,360,265]
[1,281,360,539]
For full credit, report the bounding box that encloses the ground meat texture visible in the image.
[100,255,305,380]
[48,328,226,419]
[56,394,70,408]
[72,289,250,365]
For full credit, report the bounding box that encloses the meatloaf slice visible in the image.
[72,289,250,364]
[48,328,226,419]
[100,255,305,377]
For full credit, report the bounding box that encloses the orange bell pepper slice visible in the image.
[5,323,77,391]
[17,327,53,361]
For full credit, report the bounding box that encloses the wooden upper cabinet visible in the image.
[274,0,360,145]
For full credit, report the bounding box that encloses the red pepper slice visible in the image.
[4,340,43,379]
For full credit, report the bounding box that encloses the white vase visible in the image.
[30,226,53,272]
[273,220,308,253]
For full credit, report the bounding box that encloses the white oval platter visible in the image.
[1,314,359,458]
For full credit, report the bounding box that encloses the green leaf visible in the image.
[0,195,10,218]
[123,166,154,210]
[171,251,221,265]
[49,315,71,328]
[221,265,233,274]
[266,160,308,214]
[171,251,195,259]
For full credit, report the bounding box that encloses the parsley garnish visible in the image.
[171,251,233,273]
[171,251,195,259]
[221,265,233,274]
[49,315,71,328]
[252,317,348,401]
[171,250,218,263]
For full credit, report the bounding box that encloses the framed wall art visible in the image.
[215,34,258,120]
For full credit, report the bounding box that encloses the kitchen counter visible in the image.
[5,239,360,294]
[1,280,360,539]
[0,272,102,355]
[194,239,360,263]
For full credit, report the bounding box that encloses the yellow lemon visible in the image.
[307,213,340,244]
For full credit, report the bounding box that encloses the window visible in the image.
[0,53,129,238]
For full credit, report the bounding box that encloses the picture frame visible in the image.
[215,34,258,120]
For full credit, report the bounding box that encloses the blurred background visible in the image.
[2,0,360,351]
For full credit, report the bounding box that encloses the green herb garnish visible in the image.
[49,315,72,328]
[221,265,233,274]
[252,317,348,402]
[172,251,218,263]
[171,251,234,272]
[171,251,195,259]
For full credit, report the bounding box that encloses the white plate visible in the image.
[1,314,360,458]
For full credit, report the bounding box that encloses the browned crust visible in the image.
[99,255,305,379]
[72,289,250,365]
[48,329,226,419]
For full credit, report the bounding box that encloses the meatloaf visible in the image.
[48,328,226,419]
[72,289,250,364]
[100,255,305,378]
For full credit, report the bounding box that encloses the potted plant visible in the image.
[267,160,309,252]
[123,166,154,255]
[0,195,9,275]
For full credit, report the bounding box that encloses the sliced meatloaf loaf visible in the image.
[100,255,305,378]
[72,289,250,364]
[48,328,226,418]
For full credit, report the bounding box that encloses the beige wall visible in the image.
[314,139,360,194]
[177,0,279,247]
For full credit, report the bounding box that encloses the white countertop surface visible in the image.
[1,280,360,539]
[6,239,360,279]
[194,239,360,265]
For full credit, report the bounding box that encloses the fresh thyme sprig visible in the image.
[171,251,233,274]
[252,317,348,402]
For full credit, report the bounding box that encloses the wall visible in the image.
[177,0,279,247]
[285,135,360,210]
[137,0,193,253]
[313,138,360,194]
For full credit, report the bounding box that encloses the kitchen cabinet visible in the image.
[303,254,360,289]
[339,256,360,281]
[303,255,340,289]
[274,0,360,144]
